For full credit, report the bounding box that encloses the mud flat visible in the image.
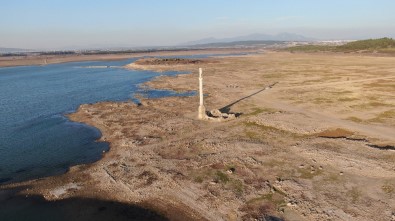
[2,51,395,221]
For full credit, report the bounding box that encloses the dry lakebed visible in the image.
[1,51,395,221]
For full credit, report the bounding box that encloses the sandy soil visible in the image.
[1,51,395,221]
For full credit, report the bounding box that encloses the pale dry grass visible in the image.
[140,52,395,128]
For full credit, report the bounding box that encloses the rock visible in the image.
[210,109,222,117]
[206,109,238,121]
[227,113,236,120]
[227,167,236,174]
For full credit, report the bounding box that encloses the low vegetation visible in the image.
[287,37,395,54]
[134,58,209,65]
[316,128,354,138]
[339,37,395,51]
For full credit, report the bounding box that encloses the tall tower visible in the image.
[198,68,206,119]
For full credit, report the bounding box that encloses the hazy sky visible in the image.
[1,0,395,49]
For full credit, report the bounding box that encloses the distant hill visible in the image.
[287,38,395,53]
[338,37,395,50]
[181,33,315,46]
[188,40,287,48]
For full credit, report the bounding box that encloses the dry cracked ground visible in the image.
[2,51,395,221]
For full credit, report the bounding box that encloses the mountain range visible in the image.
[1,33,315,52]
[181,33,315,46]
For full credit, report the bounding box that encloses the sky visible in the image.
[1,0,395,49]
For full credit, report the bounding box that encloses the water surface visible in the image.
[0,58,192,184]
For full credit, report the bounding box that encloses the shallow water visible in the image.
[0,58,193,184]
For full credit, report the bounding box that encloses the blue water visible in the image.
[0,58,194,184]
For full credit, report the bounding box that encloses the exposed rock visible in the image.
[205,109,238,122]
[210,109,222,118]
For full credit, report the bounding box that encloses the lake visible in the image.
[0,58,193,184]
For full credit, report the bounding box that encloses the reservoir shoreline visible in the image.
[0,57,194,185]
[1,50,395,221]
[0,48,256,68]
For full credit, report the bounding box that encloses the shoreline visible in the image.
[1,51,395,221]
[0,52,218,220]
[0,57,197,186]
[0,48,256,68]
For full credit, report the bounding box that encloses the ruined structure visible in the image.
[198,68,237,121]
[198,68,207,119]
